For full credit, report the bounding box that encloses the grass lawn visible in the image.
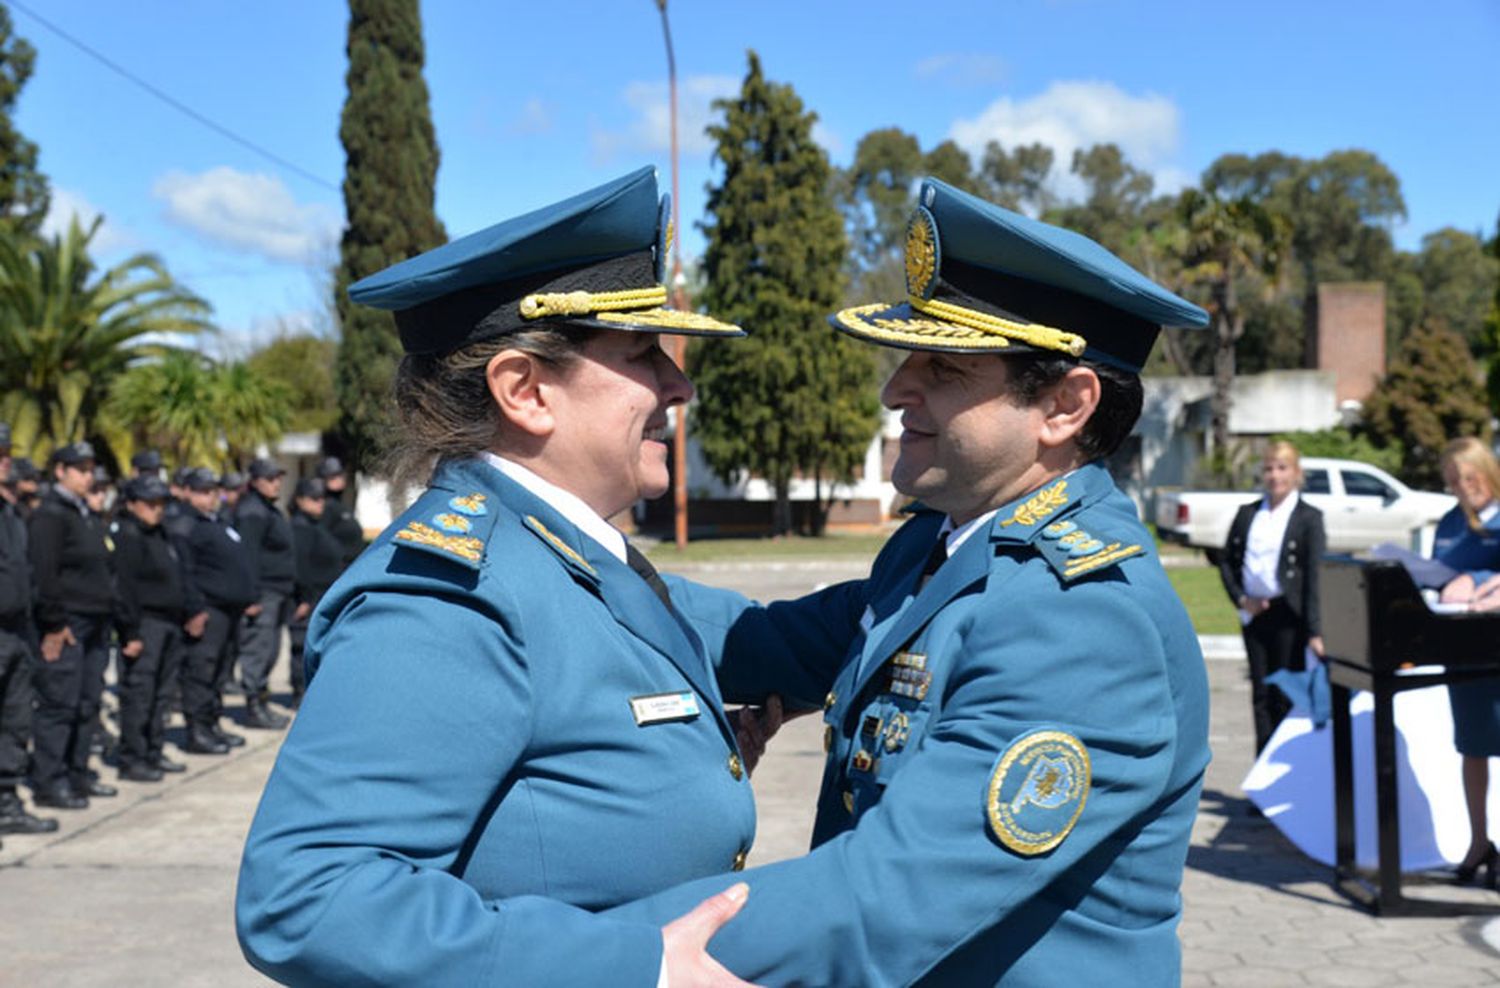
[644,531,893,563]
[1166,565,1241,635]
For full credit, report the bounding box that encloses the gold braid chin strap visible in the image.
[518,286,668,320]
[908,295,1087,357]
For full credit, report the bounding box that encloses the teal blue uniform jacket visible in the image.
[235,458,756,986]
[610,462,1211,986]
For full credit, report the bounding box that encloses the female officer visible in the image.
[1432,437,1500,886]
[236,170,759,987]
[1219,440,1326,755]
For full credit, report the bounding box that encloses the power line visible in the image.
[9,0,339,194]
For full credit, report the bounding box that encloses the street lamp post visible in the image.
[654,0,690,550]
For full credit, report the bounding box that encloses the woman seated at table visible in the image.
[1219,440,1326,756]
[1433,437,1500,886]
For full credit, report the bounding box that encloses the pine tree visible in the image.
[1360,318,1491,489]
[0,4,48,234]
[333,0,446,476]
[690,51,878,535]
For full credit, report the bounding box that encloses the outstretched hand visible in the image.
[731,696,784,776]
[661,883,758,987]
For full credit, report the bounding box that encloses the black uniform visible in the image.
[321,492,364,567]
[288,507,344,698]
[171,506,256,744]
[27,488,114,798]
[111,513,188,773]
[0,494,37,794]
[232,489,295,702]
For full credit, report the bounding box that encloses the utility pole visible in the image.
[654,0,690,549]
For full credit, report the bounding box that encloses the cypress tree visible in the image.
[333,0,446,476]
[690,51,878,535]
[0,4,48,235]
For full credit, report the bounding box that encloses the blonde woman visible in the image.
[1434,438,1500,886]
[1219,441,1327,754]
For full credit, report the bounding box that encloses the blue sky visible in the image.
[17,0,1500,353]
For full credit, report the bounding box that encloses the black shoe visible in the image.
[244,700,289,731]
[119,764,165,783]
[183,728,230,755]
[79,779,118,798]
[211,724,247,748]
[1451,841,1498,887]
[31,784,88,810]
[150,754,187,774]
[0,792,60,834]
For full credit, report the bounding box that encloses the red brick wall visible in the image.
[1314,283,1385,404]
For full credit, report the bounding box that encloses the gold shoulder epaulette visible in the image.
[523,515,597,576]
[1032,516,1145,583]
[393,520,485,568]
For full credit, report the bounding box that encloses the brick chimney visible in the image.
[1311,282,1385,404]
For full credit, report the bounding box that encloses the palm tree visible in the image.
[106,351,290,472]
[1177,188,1289,470]
[0,217,212,462]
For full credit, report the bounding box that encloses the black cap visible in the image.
[124,475,170,502]
[315,456,344,479]
[220,470,246,490]
[10,457,38,483]
[172,466,195,487]
[182,467,220,492]
[248,457,286,480]
[92,466,112,487]
[130,449,163,472]
[294,477,326,499]
[53,441,96,466]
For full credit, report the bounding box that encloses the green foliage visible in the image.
[247,333,338,433]
[333,0,446,476]
[0,6,47,235]
[105,350,290,471]
[691,51,879,535]
[1270,427,1403,476]
[978,140,1054,214]
[1359,319,1491,489]
[1398,227,1499,352]
[0,218,211,463]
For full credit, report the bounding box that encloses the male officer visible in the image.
[28,442,118,808]
[231,458,293,729]
[286,477,342,705]
[129,449,163,480]
[219,470,246,513]
[111,475,190,781]
[6,457,41,519]
[171,468,255,754]
[315,456,364,566]
[0,425,59,836]
[608,179,1212,985]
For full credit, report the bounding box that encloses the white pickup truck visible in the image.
[1154,458,1456,554]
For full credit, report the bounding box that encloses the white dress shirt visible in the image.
[1241,490,1299,602]
[478,452,627,564]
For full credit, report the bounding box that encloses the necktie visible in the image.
[918,536,948,589]
[626,544,673,610]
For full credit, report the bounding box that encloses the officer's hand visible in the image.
[40,626,76,662]
[184,612,208,638]
[244,603,263,619]
[732,696,784,776]
[293,602,311,621]
[121,639,144,660]
[660,883,757,987]
[1440,574,1476,604]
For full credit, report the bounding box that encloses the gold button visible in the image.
[824,691,837,711]
[843,791,854,813]
[728,753,744,781]
[823,725,834,753]
[732,849,748,871]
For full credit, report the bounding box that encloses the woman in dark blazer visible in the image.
[1218,441,1327,755]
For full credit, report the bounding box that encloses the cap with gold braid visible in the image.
[831,178,1208,372]
[350,167,743,355]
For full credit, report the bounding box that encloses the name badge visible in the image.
[630,691,701,726]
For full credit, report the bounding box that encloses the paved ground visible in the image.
[1,559,1498,985]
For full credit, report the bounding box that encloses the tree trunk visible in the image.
[811,467,828,537]
[772,479,793,537]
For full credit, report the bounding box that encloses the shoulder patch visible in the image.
[523,514,597,577]
[1034,527,1144,582]
[393,520,485,569]
[986,729,1091,856]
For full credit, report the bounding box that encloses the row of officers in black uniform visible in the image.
[0,427,363,841]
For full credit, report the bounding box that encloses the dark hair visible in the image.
[386,324,597,488]
[1001,353,1143,461]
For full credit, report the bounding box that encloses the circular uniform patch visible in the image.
[904,207,941,300]
[447,493,488,517]
[985,729,1091,856]
[433,512,473,534]
[1040,520,1076,540]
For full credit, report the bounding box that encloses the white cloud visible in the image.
[592,74,741,161]
[509,97,554,136]
[41,187,136,254]
[152,167,340,264]
[914,53,1008,88]
[948,80,1184,200]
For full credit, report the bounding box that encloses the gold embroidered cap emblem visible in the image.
[904,207,940,300]
[986,729,1090,856]
[1000,480,1069,529]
